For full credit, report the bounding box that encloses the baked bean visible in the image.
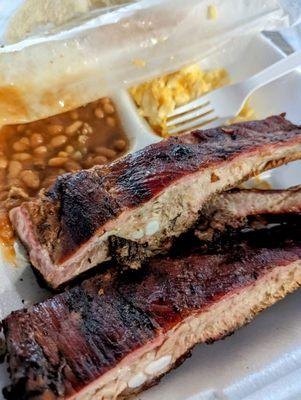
[58,151,68,158]
[34,146,47,156]
[48,124,64,135]
[100,97,110,105]
[50,135,67,148]
[12,142,25,152]
[106,117,116,128]
[65,160,81,172]
[113,139,126,151]
[32,159,45,169]
[20,170,40,189]
[13,139,29,152]
[94,107,104,119]
[66,121,83,136]
[73,151,82,161]
[82,156,94,169]
[65,145,74,154]
[20,137,30,145]
[78,135,88,145]
[12,153,31,161]
[8,161,22,178]
[103,103,115,115]
[30,133,44,148]
[93,156,107,165]
[96,146,117,159]
[48,157,67,167]
[0,157,8,169]
[82,123,93,135]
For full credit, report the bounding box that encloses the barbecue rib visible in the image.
[196,185,301,241]
[10,115,301,288]
[3,225,301,400]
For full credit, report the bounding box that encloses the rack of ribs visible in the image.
[3,224,301,400]
[9,115,301,288]
[195,185,301,240]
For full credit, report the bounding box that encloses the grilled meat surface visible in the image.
[196,185,301,241]
[3,225,301,400]
[10,115,301,288]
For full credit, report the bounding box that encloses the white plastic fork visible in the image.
[166,50,301,135]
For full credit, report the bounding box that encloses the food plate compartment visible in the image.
[115,34,301,148]
[1,30,301,400]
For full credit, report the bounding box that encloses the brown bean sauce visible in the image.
[0,97,128,261]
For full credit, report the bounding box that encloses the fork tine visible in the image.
[166,102,214,127]
[168,93,212,118]
[167,113,218,135]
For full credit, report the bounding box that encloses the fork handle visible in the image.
[245,50,301,94]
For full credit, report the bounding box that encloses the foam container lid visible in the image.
[0,0,294,125]
[0,1,301,399]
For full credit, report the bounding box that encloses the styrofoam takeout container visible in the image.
[1,32,301,399]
